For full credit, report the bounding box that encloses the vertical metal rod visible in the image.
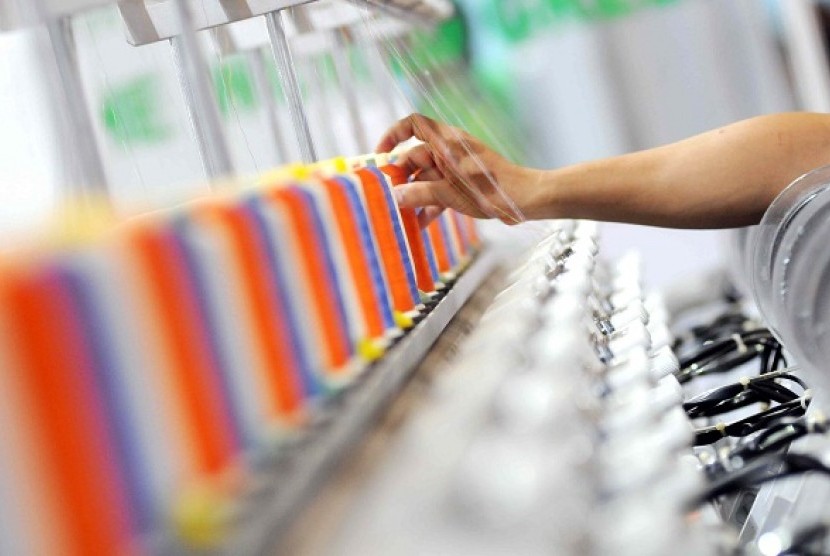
[265,9,317,163]
[330,28,369,154]
[46,17,110,202]
[170,0,234,183]
[248,49,290,167]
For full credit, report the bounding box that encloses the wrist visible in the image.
[514,167,561,221]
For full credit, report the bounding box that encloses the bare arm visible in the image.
[378,113,830,229]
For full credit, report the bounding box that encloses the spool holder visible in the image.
[3,0,449,186]
[115,1,451,165]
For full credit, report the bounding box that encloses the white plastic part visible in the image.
[563,250,596,275]
[601,386,661,435]
[610,284,644,311]
[647,321,674,353]
[650,346,680,382]
[573,220,600,241]
[452,434,548,529]
[541,292,591,329]
[609,300,649,331]
[531,328,598,374]
[614,250,644,277]
[554,268,594,300]
[601,376,683,433]
[644,292,670,326]
[609,321,652,359]
[603,406,694,470]
[651,375,685,413]
[570,236,600,258]
[553,219,578,240]
[612,272,642,294]
[605,347,651,393]
[490,372,579,436]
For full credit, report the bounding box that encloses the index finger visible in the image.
[396,145,436,177]
[376,114,439,153]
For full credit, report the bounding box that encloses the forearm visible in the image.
[528,113,830,228]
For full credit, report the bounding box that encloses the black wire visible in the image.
[676,330,783,384]
[703,416,828,481]
[684,373,806,419]
[730,417,828,461]
[689,313,747,344]
[677,343,787,384]
[760,341,775,375]
[676,351,756,384]
[771,345,788,374]
[680,329,774,369]
[693,397,810,446]
[691,452,830,507]
[759,341,788,376]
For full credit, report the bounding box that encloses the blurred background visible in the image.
[3,0,830,287]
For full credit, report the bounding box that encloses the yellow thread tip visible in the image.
[48,199,116,246]
[171,486,231,548]
[358,338,386,362]
[394,311,415,330]
[288,164,311,181]
[333,157,348,173]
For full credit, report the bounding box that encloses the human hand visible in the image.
[376,114,537,227]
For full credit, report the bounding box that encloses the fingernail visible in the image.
[393,187,405,205]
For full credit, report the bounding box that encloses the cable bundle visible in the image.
[676,328,786,384]
[692,392,811,447]
[684,371,807,420]
[671,308,830,553]
[0,153,480,555]
[676,320,823,456]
